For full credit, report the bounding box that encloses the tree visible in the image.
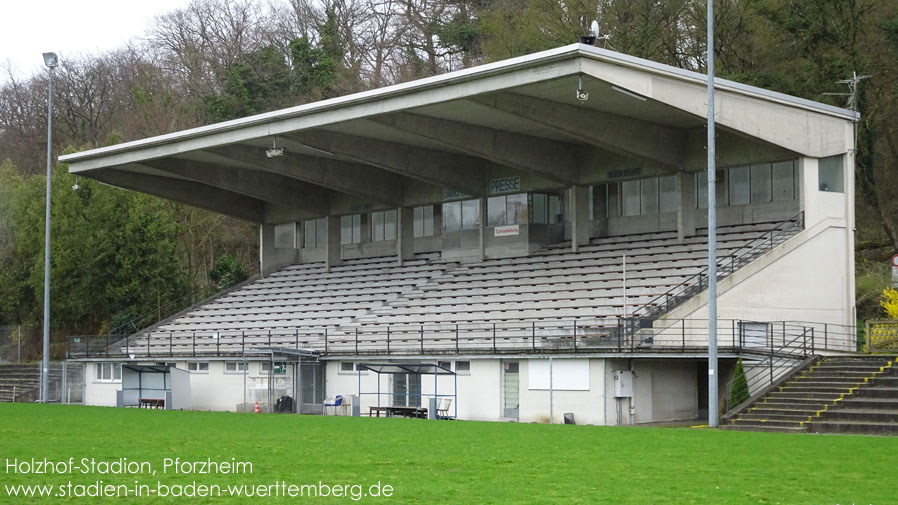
[209,254,249,291]
[729,358,750,407]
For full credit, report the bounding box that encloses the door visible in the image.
[502,361,520,419]
[299,361,325,414]
[392,374,421,407]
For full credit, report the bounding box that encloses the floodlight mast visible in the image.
[706,1,719,428]
[41,52,58,404]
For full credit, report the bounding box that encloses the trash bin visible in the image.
[563,412,575,425]
[275,395,294,413]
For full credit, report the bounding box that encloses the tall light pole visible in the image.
[706,2,719,427]
[41,51,58,404]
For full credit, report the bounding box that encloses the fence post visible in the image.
[295,329,299,350]
[824,324,828,350]
[455,324,459,354]
[492,323,496,353]
[192,333,196,357]
[355,327,359,354]
[617,318,622,353]
[769,344,774,384]
[325,328,328,354]
[242,332,246,355]
[387,327,391,355]
[682,319,686,351]
[147,334,151,358]
[811,328,815,354]
[169,333,173,357]
[573,321,578,352]
[216,334,219,357]
[532,321,536,352]
[268,330,271,348]
[420,325,424,353]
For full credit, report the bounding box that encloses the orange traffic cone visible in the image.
[254,402,260,413]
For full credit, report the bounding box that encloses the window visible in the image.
[340,362,355,372]
[340,214,361,245]
[530,193,563,224]
[303,218,326,248]
[659,176,677,213]
[750,164,772,203]
[261,362,287,374]
[729,165,750,205]
[274,223,295,248]
[187,362,209,372]
[95,363,121,381]
[413,206,434,237]
[437,361,452,371]
[442,199,480,232]
[225,362,248,373]
[455,361,471,374]
[772,161,795,201]
[371,210,397,241]
[488,194,528,227]
[621,180,640,216]
[640,178,659,214]
[819,155,844,193]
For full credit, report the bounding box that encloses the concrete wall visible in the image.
[83,363,121,407]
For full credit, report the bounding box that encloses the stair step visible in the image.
[837,398,898,409]
[721,424,807,433]
[822,409,898,423]
[737,413,811,421]
[806,420,898,435]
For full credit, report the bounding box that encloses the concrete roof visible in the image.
[61,43,857,224]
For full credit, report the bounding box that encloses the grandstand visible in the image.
[59,43,857,424]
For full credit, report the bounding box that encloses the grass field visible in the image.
[0,404,895,504]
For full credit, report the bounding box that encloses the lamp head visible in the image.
[42,52,58,68]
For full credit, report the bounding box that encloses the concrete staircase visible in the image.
[726,355,898,434]
[0,364,49,402]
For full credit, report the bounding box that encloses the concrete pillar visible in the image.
[677,171,696,241]
[325,216,341,272]
[571,185,590,252]
[398,207,414,265]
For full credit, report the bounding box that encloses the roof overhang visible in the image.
[61,44,857,224]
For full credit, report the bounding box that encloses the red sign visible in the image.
[892,255,898,268]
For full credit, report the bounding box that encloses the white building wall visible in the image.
[83,364,121,407]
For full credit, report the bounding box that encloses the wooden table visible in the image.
[369,406,427,418]
[138,398,165,409]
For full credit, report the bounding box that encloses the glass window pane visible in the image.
[488,196,506,226]
[729,166,750,205]
[548,195,562,224]
[442,202,461,232]
[750,164,772,203]
[531,193,547,224]
[640,178,659,215]
[114,364,121,381]
[772,161,794,201]
[316,218,326,246]
[462,199,480,229]
[659,176,677,213]
[384,210,397,240]
[507,193,527,225]
[819,155,844,193]
[340,215,352,244]
[622,180,640,216]
[423,206,433,236]
[304,220,316,248]
[372,211,384,241]
[413,207,424,237]
[696,172,708,209]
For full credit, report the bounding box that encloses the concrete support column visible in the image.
[677,171,696,241]
[325,216,342,272]
[398,207,414,265]
[571,185,590,252]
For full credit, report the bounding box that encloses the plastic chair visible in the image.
[323,395,343,416]
[437,398,452,419]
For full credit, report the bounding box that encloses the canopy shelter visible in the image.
[59,43,854,236]
[117,364,191,410]
[357,363,456,419]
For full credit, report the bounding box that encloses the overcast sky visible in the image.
[1,0,191,83]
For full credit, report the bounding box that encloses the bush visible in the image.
[209,254,248,291]
[729,359,750,407]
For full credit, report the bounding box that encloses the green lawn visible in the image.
[0,404,894,504]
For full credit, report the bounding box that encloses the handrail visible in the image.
[636,212,804,320]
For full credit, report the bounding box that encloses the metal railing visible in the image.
[724,326,815,418]
[636,212,804,320]
[66,317,851,359]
